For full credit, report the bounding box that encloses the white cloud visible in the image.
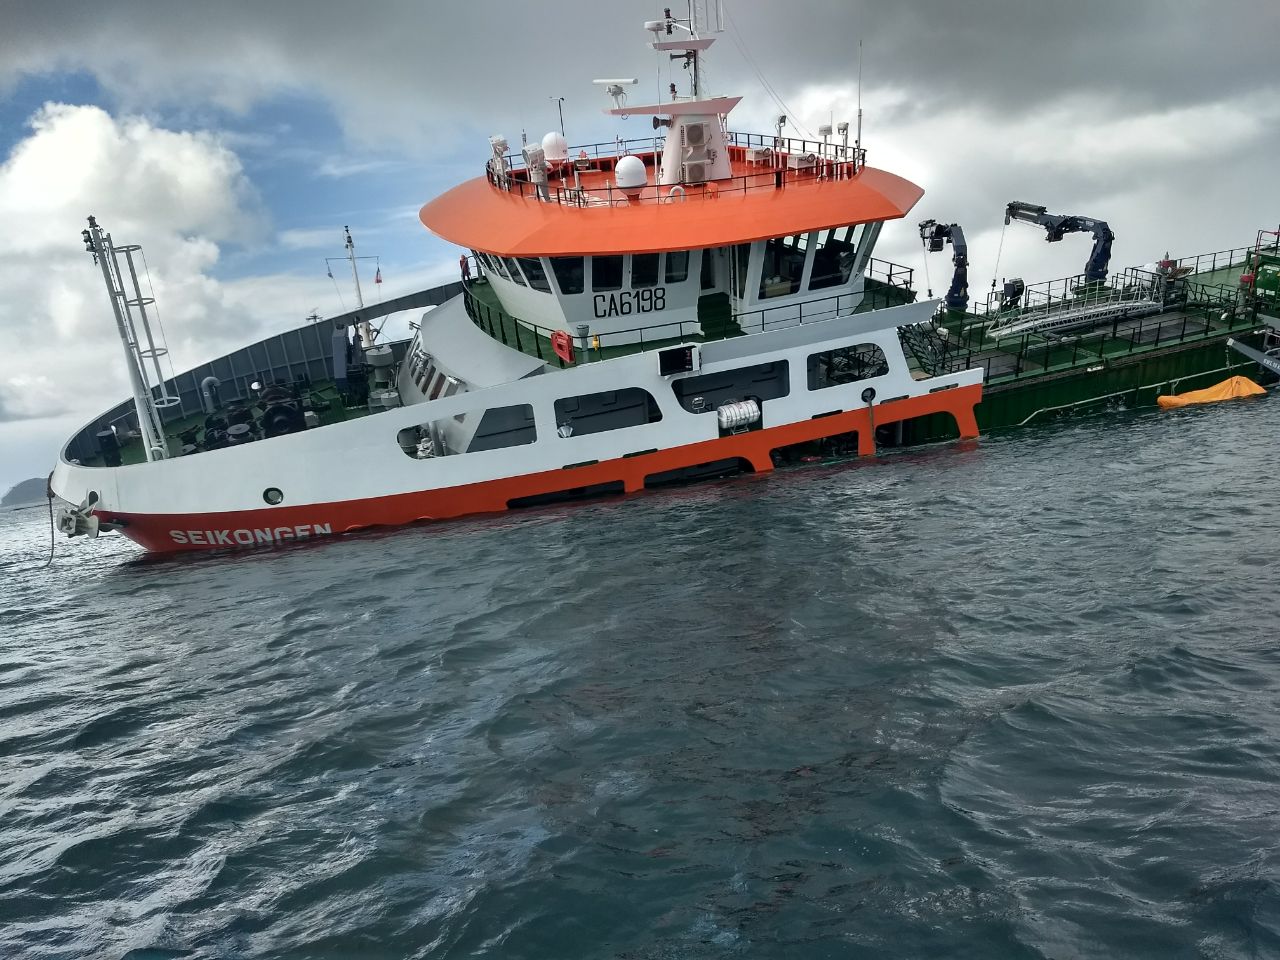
[0,104,362,489]
[278,227,340,251]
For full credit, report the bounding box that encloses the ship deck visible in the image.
[928,244,1278,390]
[420,134,924,258]
[461,263,918,368]
[77,380,377,469]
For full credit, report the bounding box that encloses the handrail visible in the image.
[460,260,917,363]
[489,131,867,209]
[501,130,865,173]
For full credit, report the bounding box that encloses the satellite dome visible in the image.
[615,155,647,195]
[542,131,569,163]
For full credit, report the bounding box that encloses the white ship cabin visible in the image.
[467,216,887,349]
[420,21,923,357]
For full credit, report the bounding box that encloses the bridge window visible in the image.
[553,388,662,437]
[502,257,527,286]
[517,257,552,293]
[551,256,585,295]
[808,343,889,390]
[759,234,807,299]
[488,256,511,281]
[631,253,660,288]
[665,250,690,283]
[732,243,753,299]
[809,226,861,290]
[593,255,624,291]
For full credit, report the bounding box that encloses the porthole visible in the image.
[263,487,284,505]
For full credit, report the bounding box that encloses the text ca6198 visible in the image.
[593,288,666,318]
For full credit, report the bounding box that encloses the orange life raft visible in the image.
[1156,376,1266,409]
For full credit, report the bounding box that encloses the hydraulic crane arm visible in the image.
[1004,201,1115,283]
[918,219,969,311]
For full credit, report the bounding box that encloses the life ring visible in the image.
[551,329,576,364]
[667,185,687,202]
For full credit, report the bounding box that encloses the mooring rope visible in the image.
[43,473,55,567]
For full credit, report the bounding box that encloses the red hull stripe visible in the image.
[99,385,981,552]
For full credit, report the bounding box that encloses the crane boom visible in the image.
[1004,200,1115,283]
[918,219,969,311]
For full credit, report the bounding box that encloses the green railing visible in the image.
[462,258,918,365]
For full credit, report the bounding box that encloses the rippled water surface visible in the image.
[4,400,1280,959]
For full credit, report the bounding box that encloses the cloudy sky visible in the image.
[1,0,1277,493]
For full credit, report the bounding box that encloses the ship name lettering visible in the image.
[169,522,333,546]
[593,287,665,319]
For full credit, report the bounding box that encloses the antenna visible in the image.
[593,78,638,110]
[855,40,864,155]
[549,96,565,136]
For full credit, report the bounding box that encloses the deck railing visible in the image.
[489,131,867,209]
[919,279,1259,385]
[461,259,917,364]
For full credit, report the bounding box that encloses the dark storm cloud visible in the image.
[726,1,1279,115]
[1,1,1275,146]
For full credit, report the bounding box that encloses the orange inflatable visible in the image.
[1156,376,1265,409]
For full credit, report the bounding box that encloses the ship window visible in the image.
[593,255,624,291]
[759,234,806,299]
[487,256,510,280]
[517,257,552,293]
[554,388,662,437]
[808,343,889,389]
[732,243,753,299]
[428,371,449,400]
[551,256,585,295]
[665,250,690,284]
[401,403,536,459]
[701,248,716,289]
[503,257,527,286]
[671,360,790,412]
[809,225,861,290]
[631,253,660,288]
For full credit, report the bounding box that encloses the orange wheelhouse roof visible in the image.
[419,157,924,258]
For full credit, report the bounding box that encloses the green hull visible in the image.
[904,328,1269,444]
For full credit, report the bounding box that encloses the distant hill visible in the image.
[2,478,47,507]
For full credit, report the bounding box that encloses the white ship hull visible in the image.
[52,296,981,553]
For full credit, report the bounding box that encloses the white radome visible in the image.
[542,131,569,162]
[614,155,647,194]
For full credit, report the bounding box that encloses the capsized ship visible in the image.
[51,9,985,553]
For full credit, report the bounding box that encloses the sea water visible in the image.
[2,399,1279,958]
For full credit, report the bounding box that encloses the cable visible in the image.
[329,273,347,313]
[991,221,1008,293]
[921,240,934,299]
[139,247,178,384]
[722,3,815,139]
[43,474,55,567]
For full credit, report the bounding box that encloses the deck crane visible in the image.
[917,219,969,311]
[1004,201,1115,284]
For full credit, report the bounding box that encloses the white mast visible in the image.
[345,225,372,348]
[82,215,170,461]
